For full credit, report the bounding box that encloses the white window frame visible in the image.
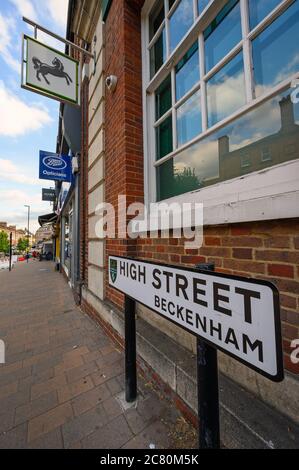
[141,0,299,226]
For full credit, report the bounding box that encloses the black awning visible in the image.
[38,213,58,227]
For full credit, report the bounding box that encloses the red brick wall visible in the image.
[105,0,145,306]
[134,220,299,375]
[104,1,299,376]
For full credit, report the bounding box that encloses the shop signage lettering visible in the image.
[39,150,72,182]
[109,256,283,382]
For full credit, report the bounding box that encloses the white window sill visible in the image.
[137,160,299,233]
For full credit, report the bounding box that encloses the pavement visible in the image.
[0,260,298,450]
[0,260,196,449]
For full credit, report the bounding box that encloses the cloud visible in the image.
[9,0,37,21]
[1,209,46,234]
[0,158,40,186]
[207,72,246,125]
[36,30,65,52]
[0,189,36,204]
[0,13,19,72]
[46,0,69,32]
[0,81,52,137]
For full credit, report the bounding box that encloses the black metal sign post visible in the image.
[110,256,283,449]
[9,232,12,272]
[197,338,220,449]
[196,263,220,449]
[124,295,137,402]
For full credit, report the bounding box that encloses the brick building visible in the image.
[0,222,31,247]
[61,0,299,425]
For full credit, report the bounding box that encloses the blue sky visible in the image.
[0,0,69,233]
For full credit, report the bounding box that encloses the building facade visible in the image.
[0,222,33,247]
[61,0,299,425]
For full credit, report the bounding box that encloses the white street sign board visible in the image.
[109,256,283,382]
[22,35,79,105]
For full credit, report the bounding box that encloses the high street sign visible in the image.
[39,150,72,182]
[109,256,283,382]
[22,35,79,105]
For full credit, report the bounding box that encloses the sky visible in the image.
[0,0,69,234]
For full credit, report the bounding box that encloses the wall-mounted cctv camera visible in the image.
[105,75,118,92]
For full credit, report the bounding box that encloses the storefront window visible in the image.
[155,75,171,119]
[150,28,166,78]
[149,0,164,39]
[177,90,202,147]
[175,43,200,101]
[252,0,299,97]
[157,88,299,200]
[198,0,211,15]
[144,0,299,202]
[207,52,245,127]
[249,0,281,30]
[169,0,194,52]
[156,115,173,160]
[204,0,242,72]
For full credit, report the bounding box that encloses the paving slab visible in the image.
[0,261,194,449]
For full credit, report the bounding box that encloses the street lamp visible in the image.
[24,205,30,263]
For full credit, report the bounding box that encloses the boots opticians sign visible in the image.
[39,151,72,182]
[109,256,283,382]
[22,35,79,105]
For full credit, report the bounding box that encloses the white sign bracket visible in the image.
[22,16,96,73]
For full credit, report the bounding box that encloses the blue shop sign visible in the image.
[39,150,72,182]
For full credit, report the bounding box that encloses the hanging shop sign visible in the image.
[42,188,56,201]
[109,256,283,382]
[39,151,72,182]
[22,35,79,105]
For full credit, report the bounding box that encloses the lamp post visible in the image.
[24,205,30,263]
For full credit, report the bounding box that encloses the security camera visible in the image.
[105,75,117,92]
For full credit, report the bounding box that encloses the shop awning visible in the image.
[38,213,58,227]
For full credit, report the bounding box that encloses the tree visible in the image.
[17,237,29,252]
[173,167,202,195]
[0,231,9,253]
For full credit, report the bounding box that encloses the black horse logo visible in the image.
[32,56,72,86]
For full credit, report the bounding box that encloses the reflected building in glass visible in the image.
[218,95,299,182]
[158,90,299,200]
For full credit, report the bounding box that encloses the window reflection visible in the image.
[155,75,172,120]
[149,0,164,40]
[198,0,211,15]
[207,52,245,127]
[175,43,200,101]
[150,28,166,78]
[177,90,202,147]
[169,0,194,52]
[249,0,281,30]
[157,89,299,200]
[204,0,242,72]
[156,115,173,160]
[252,0,299,97]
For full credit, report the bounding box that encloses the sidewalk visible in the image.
[0,261,298,449]
[0,261,196,449]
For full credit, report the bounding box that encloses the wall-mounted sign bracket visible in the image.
[22,16,96,73]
